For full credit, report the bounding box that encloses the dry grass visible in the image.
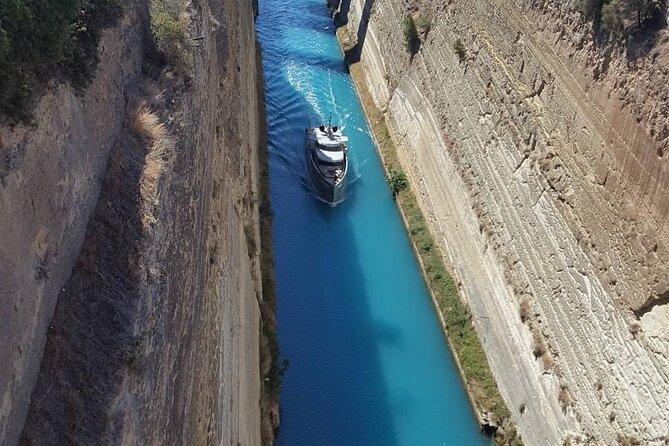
[542,351,556,371]
[558,384,571,412]
[131,102,174,229]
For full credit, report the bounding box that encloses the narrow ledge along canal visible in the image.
[257,0,492,444]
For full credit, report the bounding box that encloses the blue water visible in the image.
[257,1,492,445]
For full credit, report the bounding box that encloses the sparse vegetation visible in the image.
[402,15,420,56]
[345,59,521,445]
[532,330,547,358]
[558,384,572,411]
[387,169,409,196]
[602,0,626,39]
[417,13,432,35]
[628,320,642,336]
[0,0,122,122]
[256,48,280,444]
[577,0,666,39]
[453,38,467,62]
[578,0,605,18]
[149,0,192,76]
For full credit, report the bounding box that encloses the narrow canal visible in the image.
[256,1,492,444]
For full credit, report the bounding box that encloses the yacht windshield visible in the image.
[316,142,343,151]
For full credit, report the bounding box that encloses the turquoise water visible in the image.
[257,1,492,445]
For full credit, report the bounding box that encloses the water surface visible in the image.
[257,1,492,444]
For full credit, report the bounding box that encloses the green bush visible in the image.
[602,0,625,39]
[0,0,122,123]
[387,169,409,195]
[453,38,467,62]
[402,16,420,56]
[150,0,192,76]
[65,0,124,88]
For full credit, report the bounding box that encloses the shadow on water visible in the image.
[271,202,397,445]
[268,77,399,446]
[258,3,399,445]
[259,1,492,445]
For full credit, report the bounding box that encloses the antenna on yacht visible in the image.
[328,112,332,130]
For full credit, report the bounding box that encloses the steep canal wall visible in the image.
[0,0,275,444]
[339,0,669,444]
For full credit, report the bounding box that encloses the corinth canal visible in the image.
[257,0,492,443]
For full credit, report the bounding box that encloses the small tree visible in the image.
[602,0,625,40]
[453,39,467,62]
[621,0,664,28]
[150,0,193,76]
[402,16,420,56]
[387,170,409,197]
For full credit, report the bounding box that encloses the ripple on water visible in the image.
[258,0,493,444]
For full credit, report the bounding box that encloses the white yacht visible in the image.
[305,123,349,206]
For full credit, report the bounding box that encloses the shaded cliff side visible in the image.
[1,0,275,444]
[338,0,669,444]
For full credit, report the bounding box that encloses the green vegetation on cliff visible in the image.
[386,170,409,196]
[576,0,666,37]
[402,16,420,56]
[0,0,122,122]
[149,0,192,76]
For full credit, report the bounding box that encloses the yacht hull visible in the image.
[306,152,347,206]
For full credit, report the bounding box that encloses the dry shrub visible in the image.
[558,384,571,412]
[532,329,546,358]
[519,295,531,323]
[131,102,174,229]
[542,351,556,371]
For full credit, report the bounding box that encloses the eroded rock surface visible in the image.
[1,0,271,444]
[342,0,669,443]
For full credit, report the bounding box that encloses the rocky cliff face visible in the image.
[0,5,145,443]
[341,0,669,443]
[0,0,272,444]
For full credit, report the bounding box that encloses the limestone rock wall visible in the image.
[0,6,144,444]
[343,0,669,443]
[1,0,269,444]
[120,0,267,442]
